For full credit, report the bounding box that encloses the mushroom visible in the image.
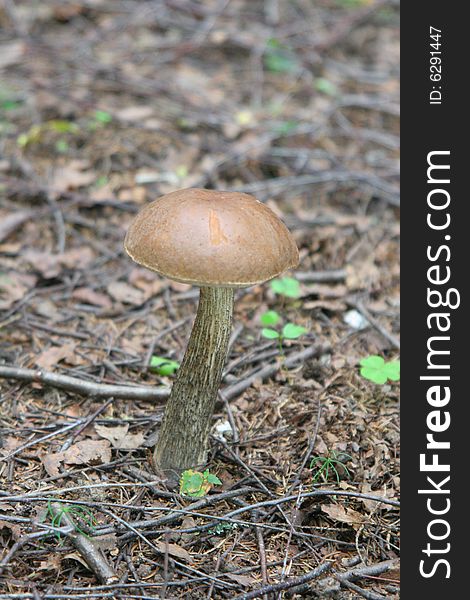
[124,188,298,474]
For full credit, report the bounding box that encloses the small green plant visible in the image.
[314,78,338,97]
[270,276,301,298]
[180,469,222,498]
[208,521,239,535]
[359,356,400,385]
[310,450,352,485]
[17,119,79,149]
[93,110,112,124]
[260,310,307,352]
[150,355,180,376]
[264,39,300,74]
[46,500,96,540]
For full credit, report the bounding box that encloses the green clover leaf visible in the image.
[359,356,400,384]
[282,323,307,339]
[262,328,280,339]
[260,310,280,326]
[270,277,300,298]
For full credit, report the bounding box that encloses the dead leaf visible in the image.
[22,250,61,279]
[72,287,112,309]
[59,247,95,270]
[63,440,112,466]
[0,210,34,242]
[128,268,167,299]
[154,540,192,563]
[0,520,22,541]
[92,533,118,552]
[107,281,145,305]
[225,572,257,586]
[95,424,145,450]
[35,342,76,370]
[40,452,63,477]
[63,552,91,570]
[50,160,96,195]
[37,554,62,571]
[0,272,37,310]
[321,503,367,527]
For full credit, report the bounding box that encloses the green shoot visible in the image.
[260,310,280,326]
[264,39,300,74]
[310,450,352,485]
[180,469,222,498]
[359,356,400,385]
[46,500,96,540]
[270,277,301,298]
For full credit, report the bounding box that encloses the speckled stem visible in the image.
[154,286,234,476]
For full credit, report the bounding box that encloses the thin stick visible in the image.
[231,562,333,600]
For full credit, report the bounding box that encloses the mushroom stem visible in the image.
[154,286,234,474]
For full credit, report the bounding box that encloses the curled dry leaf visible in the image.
[41,440,112,477]
[72,287,112,309]
[0,210,35,243]
[153,540,192,563]
[23,247,95,279]
[35,342,77,370]
[95,423,145,450]
[50,160,96,196]
[321,503,367,529]
[63,440,112,466]
[107,281,146,305]
[0,272,37,310]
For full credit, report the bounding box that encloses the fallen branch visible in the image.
[0,365,169,401]
[0,343,328,402]
[49,503,118,585]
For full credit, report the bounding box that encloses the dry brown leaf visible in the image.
[153,540,192,563]
[225,572,257,586]
[72,287,112,309]
[0,272,37,310]
[0,210,34,243]
[321,503,367,527]
[128,268,167,299]
[95,424,145,450]
[62,440,112,466]
[0,520,22,540]
[59,247,95,270]
[22,250,61,279]
[35,342,76,370]
[40,452,63,477]
[50,160,96,195]
[107,281,145,305]
[93,533,118,552]
[37,554,62,571]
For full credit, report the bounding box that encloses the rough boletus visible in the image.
[124,188,298,475]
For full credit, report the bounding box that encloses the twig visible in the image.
[231,562,333,600]
[224,343,330,400]
[349,300,400,350]
[49,503,118,585]
[0,365,169,400]
[0,343,327,403]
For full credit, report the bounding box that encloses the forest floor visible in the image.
[0,1,399,598]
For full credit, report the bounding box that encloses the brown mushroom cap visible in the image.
[124,188,299,287]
